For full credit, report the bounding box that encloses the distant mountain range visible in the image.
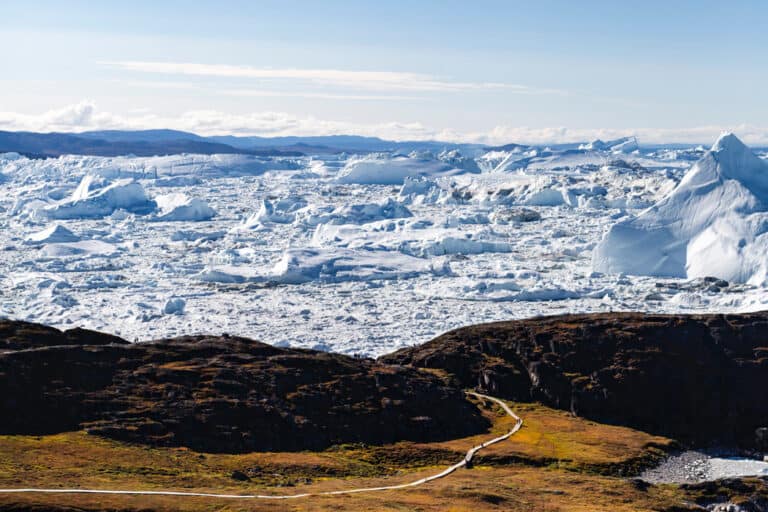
[0,129,721,159]
[0,129,485,158]
[0,130,304,158]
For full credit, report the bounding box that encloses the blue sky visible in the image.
[1,0,767,143]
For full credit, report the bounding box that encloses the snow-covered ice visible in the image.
[336,154,471,185]
[200,247,449,285]
[152,193,216,222]
[44,176,156,219]
[24,224,80,245]
[594,133,768,284]
[2,139,767,355]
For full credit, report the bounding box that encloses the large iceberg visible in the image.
[593,133,768,283]
[579,136,638,153]
[336,155,468,185]
[234,197,308,230]
[44,176,156,219]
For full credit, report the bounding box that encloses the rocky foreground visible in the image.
[383,312,768,449]
[1,312,768,454]
[0,321,487,452]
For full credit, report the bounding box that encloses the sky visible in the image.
[1,0,767,144]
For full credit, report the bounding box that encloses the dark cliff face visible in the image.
[0,321,488,453]
[381,312,768,448]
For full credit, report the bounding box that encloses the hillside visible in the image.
[1,314,768,511]
[382,312,768,449]
[0,321,487,452]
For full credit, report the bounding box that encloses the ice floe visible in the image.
[200,247,450,284]
[40,240,120,258]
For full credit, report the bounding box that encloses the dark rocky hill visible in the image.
[0,321,487,453]
[381,312,768,448]
[3,312,768,454]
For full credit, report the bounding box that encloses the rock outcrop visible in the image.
[4,312,768,453]
[382,312,768,448]
[0,320,488,453]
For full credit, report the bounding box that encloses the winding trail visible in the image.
[0,392,522,500]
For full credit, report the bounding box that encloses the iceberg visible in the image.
[579,136,638,153]
[336,155,466,185]
[44,176,156,219]
[24,224,80,245]
[593,133,768,283]
[152,193,216,222]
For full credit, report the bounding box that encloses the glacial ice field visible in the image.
[3,138,768,356]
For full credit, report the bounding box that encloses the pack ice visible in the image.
[2,141,763,355]
[593,133,768,284]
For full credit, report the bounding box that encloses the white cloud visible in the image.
[0,101,117,132]
[1,101,767,146]
[102,60,559,94]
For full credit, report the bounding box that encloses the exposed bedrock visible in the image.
[382,312,768,448]
[0,320,488,453]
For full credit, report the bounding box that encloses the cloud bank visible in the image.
[1,101,767,146]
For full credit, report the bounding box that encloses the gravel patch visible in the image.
[641,451,711,484]
[641,451,768,484]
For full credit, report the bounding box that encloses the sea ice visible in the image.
[200,247,450,284]
[39,240,119,258]
[0,140,763,355]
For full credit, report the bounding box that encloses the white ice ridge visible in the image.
[199,247,451,284]
[336,154,471,185]
[593,133,768,284]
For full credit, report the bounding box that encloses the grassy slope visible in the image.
[0,398,694,511]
